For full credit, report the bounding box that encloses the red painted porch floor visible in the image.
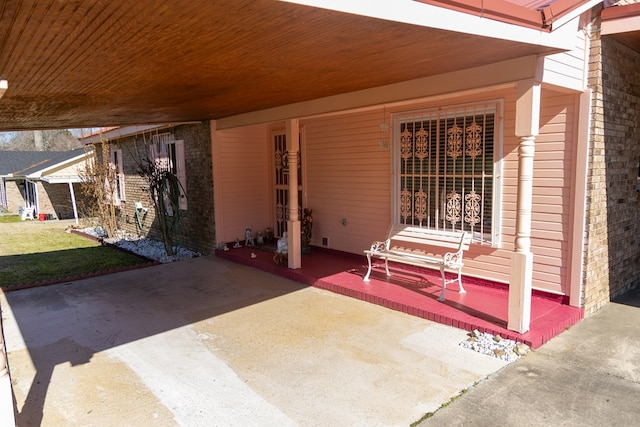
[215,245,583,349]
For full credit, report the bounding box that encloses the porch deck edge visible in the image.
[214,248,583,349]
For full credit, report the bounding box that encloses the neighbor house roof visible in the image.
[0,149,88,182]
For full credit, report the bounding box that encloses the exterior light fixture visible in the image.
[0,79,7,99]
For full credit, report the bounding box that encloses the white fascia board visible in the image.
[81,122,201,144]
[41,176,83,184]
[25,172,42,180]
[550,1,601,31]
[280,0,579,50]
[0,79,7,99]
[602,14,640,35]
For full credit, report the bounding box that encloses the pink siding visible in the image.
[301,88,577,295]
[490,89,576,294]
[304,110,391,254]
[530,91,576,294]
[213,124,271,244]
[214,87,578,296]
[542,26,587,91]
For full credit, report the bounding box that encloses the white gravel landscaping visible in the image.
[73,226,200,264]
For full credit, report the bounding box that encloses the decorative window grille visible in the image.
[273,133,302,237]
[394,101,501,244]
[150,133,187,210]
[151,133,173,172]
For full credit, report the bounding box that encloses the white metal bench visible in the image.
[363,225,471,301]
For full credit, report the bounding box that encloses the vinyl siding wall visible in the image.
[303,110,392,253]
[300,88,577,295]
[213,123,271,244]
[43,161,85,180]
[214,88,578,296]
[502,90,576,294]
[541,23,587,91]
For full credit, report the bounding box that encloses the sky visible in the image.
[0,128,102,143]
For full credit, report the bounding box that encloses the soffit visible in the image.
[0,0,565,131]
[602,3,640,52]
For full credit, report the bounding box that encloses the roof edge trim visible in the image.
[80,122,202,144]
[416,0,596,31]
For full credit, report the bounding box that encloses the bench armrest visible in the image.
[443,250,463,265]
[369,240,388,252]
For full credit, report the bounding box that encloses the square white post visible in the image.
[286,119,301,269]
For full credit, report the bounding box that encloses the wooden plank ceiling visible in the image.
[0,0,560,131]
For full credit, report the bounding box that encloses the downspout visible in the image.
[568,14,594,307]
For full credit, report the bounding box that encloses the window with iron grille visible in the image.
[393,101,502,245]
[150,132,187,210]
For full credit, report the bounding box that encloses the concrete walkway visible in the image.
[418,286,640,426]
[2,255,509,426]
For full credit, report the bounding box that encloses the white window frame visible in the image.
[150,133,187,210]
[392,100,503,247]
[109,148,125,206]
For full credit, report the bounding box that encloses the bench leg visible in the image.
[438,265,447,302]
[363,254,373,281]
[457,268,466,294]
[439,266,466,301]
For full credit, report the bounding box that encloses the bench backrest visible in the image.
[387,225,471,254]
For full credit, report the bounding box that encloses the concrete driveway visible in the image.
[2,255,508,426]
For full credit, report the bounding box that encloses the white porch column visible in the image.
[508,80,540,333]
[286,119,301,269]
[69,181,79,224]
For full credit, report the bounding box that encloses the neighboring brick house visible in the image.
[0,148,90,221]
[81,122,216,255]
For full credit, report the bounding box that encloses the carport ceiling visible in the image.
[0,0,560,131]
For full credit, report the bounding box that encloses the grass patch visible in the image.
[410,387,470,426]
[0,215,22,223]
[0,221,151,288]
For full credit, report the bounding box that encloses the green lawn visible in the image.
[0,220,152,288]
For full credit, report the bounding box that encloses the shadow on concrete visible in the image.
[3,255,306,426]
[612,285,640,308]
